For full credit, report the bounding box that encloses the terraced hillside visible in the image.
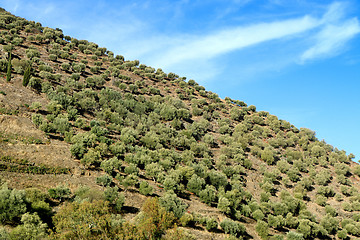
[0,7,360,240]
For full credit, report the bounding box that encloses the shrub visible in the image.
[315,195,327,206]
[49,54,57,61]
[217,196,231,214]
[159,191,188,219]
[320,214,339,234]
[26,48,40,59]
[206,217,218,231]
[61,62,70,71]
[96,175,112,187]
[9,213,48,240]
[0,184,27,224]
[48,185,71,201]
[261,148,275,165]
[138,198,175,239]
[252,209,265,221]
[32,113,43,127]
[287,231,304,240]
[255,220,269,239]
[220,218,246,237]
[52,200,116,239]
[104,187,124,211]
[81,148,101,167]
[337,229,348,239]
[187,174,205,195]
[179,213,194,227]
[28,77,42,91]
[268,215,285,229]
[139,181,154,196]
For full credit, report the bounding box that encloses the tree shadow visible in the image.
[122,206,139,214]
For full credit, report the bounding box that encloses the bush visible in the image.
[159,191,188,219]
[287,231,304,240]
[255,220,269,239]
[61,62,70,71]
[320,214,339,234]
[49,54,57,61]
[48,185,71,201]
[52,200,116,239]
[206,217,218,231]
[28,77,42,91]
[217,196,231,214]
[199,185,217,204]
[139,181,154,196]
[337,229,348,239]
[10,213,48,240]
[32,113,43,127]
[261,148,275,165]
[0,184,27,224]
[252,209,265,221]
[179,213,194,227]
[220,218,246,238]
[268,215,285,229]
[96,175,112,187]
[315,195,327,206]
[138,198,175,239]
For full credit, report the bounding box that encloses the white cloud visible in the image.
[153,15,319,68]
[140,1,360,80]
[300,18,360,62]
[300,2,360,62]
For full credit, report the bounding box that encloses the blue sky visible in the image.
[2,0,360,160]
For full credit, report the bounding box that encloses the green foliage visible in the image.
[137,198,175,239]
[286,231,304,240]
[320,214,339,234]
[104,186,124,211]
[220,218,246,238]
[81,148,101,167]
[139,181,154,196]
[25,48,40,59]
[218,196,231,214]
[72,185,102,203]
[96,175,112,187]
[199,185,217,204]
[52,200,118,239]
[0,227,9,240]
[206,217,218,231]
[261,147,275,165]
[31,113,43,127]
[159,191,188,219]
[179,213,194,227]
[10,213,48,240]
[6,52,11,82]
[252,209,265,221]
[268,215,285,229]
[48,185,71,201]
[0,184,27,224]
[22,63,31,86]
[255,220,269,239]
[28,77,42,91]
[337,229,348,239]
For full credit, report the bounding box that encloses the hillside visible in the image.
[0,7,360,240]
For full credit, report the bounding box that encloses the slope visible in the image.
[0,7,359,240]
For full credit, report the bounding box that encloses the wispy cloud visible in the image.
[135,1,360,80]
[300,2,360,62]
[153,15,319,68]
[300,18,360,62]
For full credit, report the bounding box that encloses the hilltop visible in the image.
[0,7,360,240]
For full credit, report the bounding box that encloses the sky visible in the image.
[1,0,360,160]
